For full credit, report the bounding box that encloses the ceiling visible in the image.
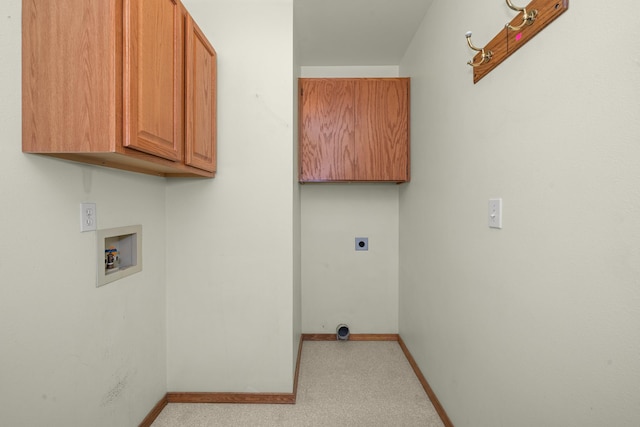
[294,0,433,66]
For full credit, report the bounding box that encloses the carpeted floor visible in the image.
[152,341,444,426]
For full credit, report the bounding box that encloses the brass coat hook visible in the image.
[505,0,538,31]
[465,31,493,67]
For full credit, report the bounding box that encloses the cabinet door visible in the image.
[299,79,356,182]
[185,15,217,173]
[123,0,183,161]
[355,79,409,181]
[22,0,117,154]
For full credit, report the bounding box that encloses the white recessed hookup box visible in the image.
[96,225,142,287]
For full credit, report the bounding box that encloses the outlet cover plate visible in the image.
[355,237,368,251]
[80,202,97,232]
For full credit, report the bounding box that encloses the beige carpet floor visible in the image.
[152,341,444,426]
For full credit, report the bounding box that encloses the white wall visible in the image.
[0,2,167,426]
[301,184,399,333]
[301,66,400,78]
[400,1,640,426]
[292,22,302,373]
[300,66,401,334]
[167,0,297,393]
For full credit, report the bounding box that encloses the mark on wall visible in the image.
[101,374,129,406]
[255,93,290,129]
[41,393,57,402]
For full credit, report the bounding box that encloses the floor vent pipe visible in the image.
[336,324,350,341]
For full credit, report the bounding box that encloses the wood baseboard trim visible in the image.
[301,333,399,341]
[292,333,304,397]
[139,337,303,424]
[166,391,295,404]
[397,336,454,427]
[138,394,168,427]
[140,333,453,427]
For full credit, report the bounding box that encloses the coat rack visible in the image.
[466,0,569,83]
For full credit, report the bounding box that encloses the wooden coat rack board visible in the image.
[467,0,569,83]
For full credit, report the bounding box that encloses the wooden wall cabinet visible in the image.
[22,0,216,178]
[298,78,410,183]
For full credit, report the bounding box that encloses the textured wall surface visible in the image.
[0,2,167,426]
[166,0,297,393]
[399,1,640,426]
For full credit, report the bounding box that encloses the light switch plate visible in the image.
[488,199,502,229]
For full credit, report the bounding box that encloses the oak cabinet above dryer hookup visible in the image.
[298,78,410,183]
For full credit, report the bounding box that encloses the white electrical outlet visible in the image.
[355,237,368,251]
[488,198,502,229]
[80,202,97,232]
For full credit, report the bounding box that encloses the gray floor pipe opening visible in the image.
[336,324,350,341]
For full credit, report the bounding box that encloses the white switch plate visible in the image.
[80,202,97,232]
[488,198,502,229]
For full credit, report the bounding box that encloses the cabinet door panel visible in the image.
[299,79,355,182]
[124,0,182,161]
[185,15,217,173]
[22,0,116,153]
[355,79,409,181]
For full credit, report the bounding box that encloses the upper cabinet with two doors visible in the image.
[298,78,410,183]
[22,0,217,178]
